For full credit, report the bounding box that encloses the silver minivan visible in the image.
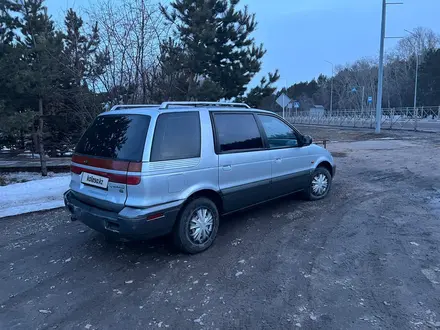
[64,102,336,253]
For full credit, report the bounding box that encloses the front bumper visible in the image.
[64,190,180,240]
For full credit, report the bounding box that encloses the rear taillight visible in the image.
[126,162,142,185]
[71,158,142,185]
[128,162,142,172]
[71,164,82,175]
[126,175,141,185]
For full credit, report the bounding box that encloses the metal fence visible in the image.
[287,106,440,132]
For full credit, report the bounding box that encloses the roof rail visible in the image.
[110,104,160,111]
[159,101,251,109]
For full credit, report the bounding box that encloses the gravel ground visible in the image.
[1,128,440,330]
[296,124,437,142]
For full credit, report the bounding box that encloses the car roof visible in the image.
[99,106,275,117]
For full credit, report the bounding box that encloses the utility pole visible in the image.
[375,1,404,134]
[362,86,365,113]
[375,0,387,134]
[404,29,419,113]
[325,60,334,116]
[414,43,419,111]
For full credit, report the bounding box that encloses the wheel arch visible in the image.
[178,189,223,217]
[315,160,333,177]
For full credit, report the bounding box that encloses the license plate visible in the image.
[81,172,109,189]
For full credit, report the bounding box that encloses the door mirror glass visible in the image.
[302,135,313,146]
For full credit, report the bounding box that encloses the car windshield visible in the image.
[75,114,151,161]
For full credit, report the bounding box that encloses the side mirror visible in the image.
[302,135,313,146]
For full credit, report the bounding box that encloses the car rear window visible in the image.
[75,114,150,161]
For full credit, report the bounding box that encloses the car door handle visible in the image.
[222,165,232,171]
[275,158,282,163]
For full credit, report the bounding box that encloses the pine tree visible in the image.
[160,0,278,103]
[419,49,440,107]
[1,1,35,150]
[61,8,110,137]
[236,72,279,108]
[0,1,109,160]
[0,2,18,115]
[63,9,109,89]
[0,0,21,44]
[16,0,64,175]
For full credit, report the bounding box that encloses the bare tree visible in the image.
[383,53,414,108]
[332,58,378,110]
[312,26,440,112]
[88,0,169,104]
[396,27,440,60]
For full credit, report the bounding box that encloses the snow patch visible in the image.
[0,175,70,218]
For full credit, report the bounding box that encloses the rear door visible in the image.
[70,114,150,212]
[212,112,271,213]
[256,114,313,198]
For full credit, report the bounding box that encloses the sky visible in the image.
[46,0,440,88]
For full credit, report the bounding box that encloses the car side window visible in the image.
[213,113,264,153]
[258,115,298,148]
[150,112,201,161]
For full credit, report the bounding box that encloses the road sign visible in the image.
[367,96,373,104]
[293,101,300,109]
[276,93,291,108]
[276,93,292,118]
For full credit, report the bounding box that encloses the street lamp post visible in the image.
[375,0,404,134]
[324,60,334,117]
[404,29,419,113]
[375,0,387,134]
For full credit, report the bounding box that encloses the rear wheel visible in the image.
[173,197,219,254]
[304,167,332,201]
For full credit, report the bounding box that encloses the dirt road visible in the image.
[1,128,439,329]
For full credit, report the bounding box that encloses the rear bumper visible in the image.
[64,190,181,240]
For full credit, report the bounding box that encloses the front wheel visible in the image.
[304,167,332,201]
[173,197,219,254]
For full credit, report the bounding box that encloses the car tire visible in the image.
[173,197,219,254]
[304,167,332,201]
